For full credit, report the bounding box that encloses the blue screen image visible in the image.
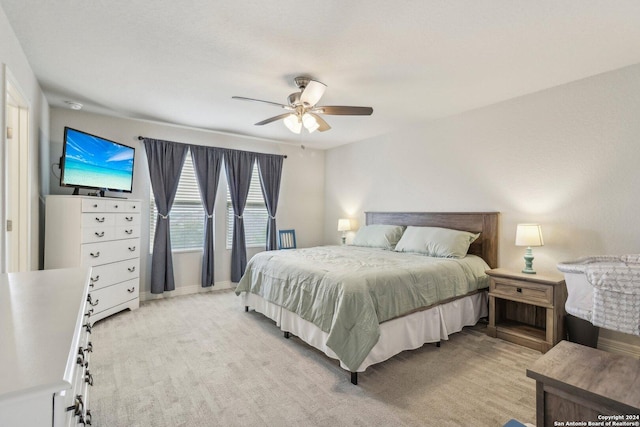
[62,128,134,192]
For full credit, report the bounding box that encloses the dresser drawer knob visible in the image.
[93,204,98,208]
[516,287,523,293]
[128,266,136,273]
[95,217,105,223]
[125,229,133,235]
[128,246,136,252]
[94,231,105,238]
[89,251,100,258]
[127,286,136,293]
[114,204,119,209]
[125,216,133,221]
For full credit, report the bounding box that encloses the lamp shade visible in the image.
[515,224,544,247]
[283,114,302,134]
[337,219,351,232]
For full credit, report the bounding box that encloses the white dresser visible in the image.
[0,268,93,426]
[45,195,141,323]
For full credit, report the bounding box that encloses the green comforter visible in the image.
[235,245,489,371]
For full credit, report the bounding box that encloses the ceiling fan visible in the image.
[232,76,373,134]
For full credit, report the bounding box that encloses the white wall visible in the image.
[0,5,49,272]
[324,63,640,351]
[48,109,324,299]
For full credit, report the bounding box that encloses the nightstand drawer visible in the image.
[491,277,553,305]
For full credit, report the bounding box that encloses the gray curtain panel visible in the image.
[224,150,256,282]
[143,139,188,294]
[257,154,284,251]
[190,145,223,288]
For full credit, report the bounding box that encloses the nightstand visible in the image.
[486,268,567,353]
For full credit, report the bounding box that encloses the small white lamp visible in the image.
[337,219,351,245]
[515,224,544,274]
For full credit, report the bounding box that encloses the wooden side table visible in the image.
[526,340,640,425]
[486,268,567,353]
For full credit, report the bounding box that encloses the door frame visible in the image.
[3,66,31,272]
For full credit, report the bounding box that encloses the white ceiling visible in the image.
[2,1,640,149]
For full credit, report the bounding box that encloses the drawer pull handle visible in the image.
[95,217,105,223]
[128,246,136,252]
[87,294,99,307]
[125,216,133,221]
[85,341,93,353]
[94,231,105,238]
[84,322,92,334]
[516,287,523,293]
[127,286,136,293]
[86,409,93,425]
[128,266,136,273]
[125,229,133,235]
[77,354,87,367]
[66,395,84,415]
[89,251,100,258]
[85,308,94,317]
[85,371,94,386]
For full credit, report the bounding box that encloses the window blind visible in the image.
[226,164,268,249]
[150,150,205,251]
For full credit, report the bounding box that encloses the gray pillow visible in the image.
[394,226,479,258]
[351,224,405,250]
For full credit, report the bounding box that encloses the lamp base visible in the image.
[341,236,346,245]
[522,247,536,274]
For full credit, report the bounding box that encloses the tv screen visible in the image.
[60,127,135,194]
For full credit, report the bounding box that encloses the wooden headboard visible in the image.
[365,211,500,269]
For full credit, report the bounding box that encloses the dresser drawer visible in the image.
[124,200,141,213]
[81,198,106,212]
[115,224,140,240]
[115,212,140,226]
[90,278,138,313]
[89,258,140,290]
[81,239,139,266]
[105,200,128,212]
[490,277,553,305]
[81,213,115,228]
[81,226,114,244]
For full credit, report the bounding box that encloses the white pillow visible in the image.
[394,226,479,258]
[351,224,405,250]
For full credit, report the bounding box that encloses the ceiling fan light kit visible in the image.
[233,76,373,134]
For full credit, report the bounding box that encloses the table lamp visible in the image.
[337,219,351,245]
[515,224,544,274]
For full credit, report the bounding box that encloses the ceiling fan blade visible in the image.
[312,106,373,116]
[300,80,326,107]
[307,113,331,132]
[255,113,293,126]
[232,96,292,109]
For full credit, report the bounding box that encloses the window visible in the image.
[226,164,268,249]
[150,150,205,251]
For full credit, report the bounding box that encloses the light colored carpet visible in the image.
[90,290,539,426]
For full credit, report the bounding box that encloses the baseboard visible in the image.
[598,336,640,359]
[140,281,234,302]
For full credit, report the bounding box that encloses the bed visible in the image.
[235,211,499,384]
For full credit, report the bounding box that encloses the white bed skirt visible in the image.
[240,291,488,372]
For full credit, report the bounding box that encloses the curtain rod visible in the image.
[137,135,287,159]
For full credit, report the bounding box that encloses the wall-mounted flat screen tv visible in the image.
[60,127,135,194]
